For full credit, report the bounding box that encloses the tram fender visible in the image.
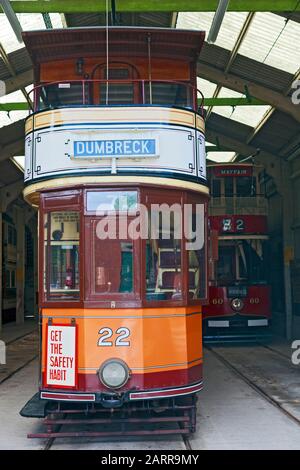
[20,393,48,418]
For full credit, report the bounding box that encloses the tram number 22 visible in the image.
[97,327,130,347]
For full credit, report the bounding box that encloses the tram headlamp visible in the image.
[98,359,130,389]
[231,298,244,311]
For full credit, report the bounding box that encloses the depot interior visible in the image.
[0,3,299,343]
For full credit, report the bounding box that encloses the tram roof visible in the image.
[22,27,205,65]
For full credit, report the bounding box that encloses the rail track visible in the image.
[206,343,300,428]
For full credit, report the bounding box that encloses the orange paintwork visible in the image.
[41,306,202,376]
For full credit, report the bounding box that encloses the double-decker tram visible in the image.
[203,163,271,342]
[20,27,209,437]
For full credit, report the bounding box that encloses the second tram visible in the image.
[203,163,271,341]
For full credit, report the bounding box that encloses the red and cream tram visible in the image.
[20,27,209,437]
[203,163,271,341]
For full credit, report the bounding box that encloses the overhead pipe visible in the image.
[207,0,230,43]
[0,0,23,43]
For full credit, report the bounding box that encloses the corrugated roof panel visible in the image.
[229,53,293,92]
[0,117,25,145]
[238,13,300,74]
[199,43,294,93]
[0,159,23,186]
[177,12,247,51]
[199,43,230,70]
[251,111,300,154]
[207,113,254,142]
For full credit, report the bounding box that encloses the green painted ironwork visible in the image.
[7,1,300,13]
[0,97,267,112]
[202,97,266,106]
[42,12,53,29]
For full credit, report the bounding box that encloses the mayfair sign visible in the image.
[73,138,158,159]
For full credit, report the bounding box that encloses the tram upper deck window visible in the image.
[224,178,234,197]
[38,83,89,110]
[99,83,134,105]
[211,179,221,198]
[236,177,256,197]
[145,82,191,108]
[44,211,80,300]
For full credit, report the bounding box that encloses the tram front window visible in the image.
[216,239,267,285]
[44,211,80,299]
[146,210,183,301]
[38,83,89,110]
[145,82,191,108]
[93,237,133,294]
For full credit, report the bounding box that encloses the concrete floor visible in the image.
[1,329,300,449]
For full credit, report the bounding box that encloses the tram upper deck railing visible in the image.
[28,79,204,116]
[209,196,268,216]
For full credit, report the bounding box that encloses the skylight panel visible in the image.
[207,152,236,163]
[0,89,25,104]
[0,111,28,128]
[238,13,300,74]
[197,77,218,98]
[177,12,248,51]
[213,87,272,127]
[11,155,25,172]
[0,13,64,54]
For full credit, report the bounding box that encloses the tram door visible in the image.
[91,62,141,105]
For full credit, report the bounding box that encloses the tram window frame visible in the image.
[142,190,186,306]
[43,211,80,302]
[144,82,192,108]
[37,82,90,110]
[224,177,234,197]
[236,176,257,197]
[185,194,208,304]
[85,190,138,214]
[93,62,140,106]
[85,218,140,303]
[210,179,221,198]
[84,186,141,304]
[40,190,82,306]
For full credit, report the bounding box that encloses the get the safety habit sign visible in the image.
[46,324,77,388]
